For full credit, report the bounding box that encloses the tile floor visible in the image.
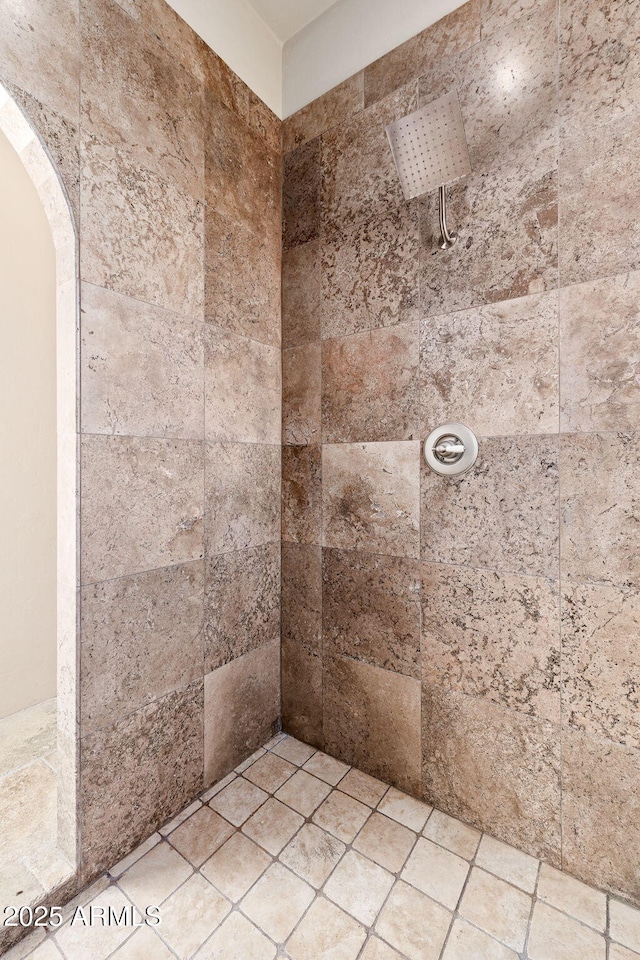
[6,733,640,960]
[0,700,73,907]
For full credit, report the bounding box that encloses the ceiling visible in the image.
[246,0,342,43]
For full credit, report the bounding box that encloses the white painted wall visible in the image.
[283,0,468,116]
[167,0,283,116]
[0,127,57,719]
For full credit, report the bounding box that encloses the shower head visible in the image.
[385,92,471,201]
[385,92,471,250]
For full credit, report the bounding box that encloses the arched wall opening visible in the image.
[0,82,79,878]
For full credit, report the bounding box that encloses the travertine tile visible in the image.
[377,788,431,832]
[242,798,304,855]
[562,728,640,903]
[324,850,394,925]
[322,323,419,443]
[421,436,559,580]
[236,749,266,774]
[118,842,192,909]
[80,282,205,439]
[282,543,322,649]
[559,114,640,287]
[272,737,316,767]
[204,641,280,785]
[81,0,203,199]
[81,561,204,734]
[204,325,281,444]
[375,880,452,960]
[562,581,640,749]
[54,886,137,960]
[205,442,280,555]
[198,43,250,114]
[286,897,366,960]
[168,806,234,866]
[560,434,640,590]
[303,751,350,786]
[247,89,281,153]
[420,291,559,439]
[363,3,480,106]
[420,149,557,317]
[159,799,202,836]
[110,927,174,960]
[157,874,231,959]
[282,241,321,348]
[322,83,417,235]
[418,3,558,177]
[323,549,421,679]
[243,752,296,794]
[442,918,519,960]
[476,835,539,893]
[421,150,557,315]
[81,435,204,583]
[283,343,322,445]
[209,777,269,827]
[459,868,531,952]
[241,863,314,942]
[321,210,420,340]
[201,772,235,802]
[81,683,203,872]
[205,94,280,242]
[282,640,324,748]
[275,770,332,817]
[610,945,640,960]
[8,86,80,218]
[204,543,280,671]
[528,902,606,960]
[324,657,422,794]
[480,0,539,38]
[422,685,562,864]
[424,809,481,861]
[559,0,640,129]
[339,769,389,808]
[360,938,404,960]
[282,445,322,544]
[560,272,640,433]
[194,911,275,960]
[205,209,280,347]
[80,134,204,317]
[323,442,420,558]
[109,833,162,878]
[537,862,606,931]
[312,791,372,844]
[402,838,469,909]
[610,900,640,953]
[283,74,364,152]
[201,831,270,902]
[283,137,321,250]
[0,699,55,780]
[424,560,558,718]
[0,0,79,122]
[353,813,416,874]
[280,823,345,888]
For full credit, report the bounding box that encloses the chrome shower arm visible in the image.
[438,184,457,251]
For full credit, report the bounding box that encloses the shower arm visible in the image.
[438,184,457,251]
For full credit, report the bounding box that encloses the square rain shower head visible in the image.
[385,92,471,201]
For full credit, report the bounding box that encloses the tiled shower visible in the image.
[282,0,640,904]
[0,0,639,951]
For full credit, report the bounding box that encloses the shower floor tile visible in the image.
[0,700,73,912]
[9,733,640,960]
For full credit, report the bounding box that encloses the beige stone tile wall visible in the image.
[281,0,640,906]
[0,0,281,890]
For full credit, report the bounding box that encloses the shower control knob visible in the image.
[424,423,478,476]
